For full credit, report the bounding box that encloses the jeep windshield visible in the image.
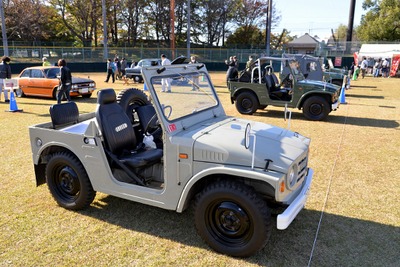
[150,70,219,121]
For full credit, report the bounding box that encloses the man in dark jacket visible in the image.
[0,56,12,102]
[57,59,72,104]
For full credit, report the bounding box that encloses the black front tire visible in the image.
[303,96,330,121]
[194,180,272,257]
[235,92,259,115]
[46,151,95,210]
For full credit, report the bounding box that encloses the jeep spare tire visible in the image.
[117,88,151,123]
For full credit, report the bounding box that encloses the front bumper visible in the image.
[332,100,339,111]
[277,168,314,230]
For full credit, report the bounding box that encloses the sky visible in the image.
[273,0,366,39]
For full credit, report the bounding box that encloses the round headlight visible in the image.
[287,165,298,189]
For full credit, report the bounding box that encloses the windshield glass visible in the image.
[281,59,305,81]
[151,71,218,121]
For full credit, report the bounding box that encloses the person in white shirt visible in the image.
[360,57,368,79]
[161,54,171,92]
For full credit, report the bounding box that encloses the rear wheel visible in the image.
[46,151,95,210]
[235,92,258,115]
[194,180,272,257]
[303,96,330,121]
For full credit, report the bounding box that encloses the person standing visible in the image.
[0,56,12,102]
[104,58,115,83]
[225,56,239,85]
[189,56,199,91]
[42,57,51,66]
[161,54,171,92]
[120,58,127,77]
[246,55,255,71]
[56,59,72,104]
[373,58,382,77]
[381,58,390,78]
[360,57,368,79]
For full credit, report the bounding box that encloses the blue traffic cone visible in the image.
[339,86,347,104]
[7,91,23,112]
[143,82,148,91]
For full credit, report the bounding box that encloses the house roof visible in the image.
[287,33,320,47]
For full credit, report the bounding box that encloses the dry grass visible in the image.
[0,72,399,266]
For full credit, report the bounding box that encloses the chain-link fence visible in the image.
[2,41,399,65]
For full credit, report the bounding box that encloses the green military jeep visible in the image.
[282,54,348,87]
[228,56,342,121]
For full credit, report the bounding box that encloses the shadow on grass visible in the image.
[253,110,399,129]
[346,94,384,99]
[350,85,378,89]
[79,195,399,266]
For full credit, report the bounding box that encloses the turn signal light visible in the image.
[280,181,285,193]
[179,153,188,159]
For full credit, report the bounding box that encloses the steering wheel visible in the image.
[144,113,161,136]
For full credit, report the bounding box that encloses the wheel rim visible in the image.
[241,98,253,111]
[206,201,252,246]
[53,165,80,201]
[309,103,323,116]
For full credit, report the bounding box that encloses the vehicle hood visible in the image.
[72,77,94,83]
[298,79,340,93]
[193,118,310,173]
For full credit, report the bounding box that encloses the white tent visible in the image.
[358,44,400,59]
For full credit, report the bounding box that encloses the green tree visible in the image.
[356,0,400,41]
[4,0,70,43]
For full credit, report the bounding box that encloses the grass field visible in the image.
[1,72,399,266]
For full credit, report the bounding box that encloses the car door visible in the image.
[29,69,53,97]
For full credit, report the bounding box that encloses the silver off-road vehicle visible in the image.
[29,63,313,257]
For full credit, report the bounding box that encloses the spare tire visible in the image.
[117,88,151,123]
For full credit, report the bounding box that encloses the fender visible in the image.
[176,165,283,212]
[296,91,332,109]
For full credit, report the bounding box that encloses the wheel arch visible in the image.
[176,167,277,213]
[297,92,332,110]
[34,144,81,187]
[232,87,260,102]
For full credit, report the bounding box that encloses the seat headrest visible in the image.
[265,65,273,74]
[97,89,116,105]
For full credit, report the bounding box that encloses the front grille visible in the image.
[297,154,308,183]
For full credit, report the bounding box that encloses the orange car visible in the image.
[17,66,96,99]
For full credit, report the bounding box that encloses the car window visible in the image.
[20,70,31,78]
[31,69,44,78]
[45,68,60,78]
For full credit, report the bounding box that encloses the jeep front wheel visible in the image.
[235,92,258,115]
[194,180,272,257]
[46,151,96,210]
[303,96,330,121]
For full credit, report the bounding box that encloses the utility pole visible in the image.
[346,0,356,53]
[265,0,272,56]
[187,0,191,59]
[170,0,175,59]
[0,0,9,56]
[102,0,108,59]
